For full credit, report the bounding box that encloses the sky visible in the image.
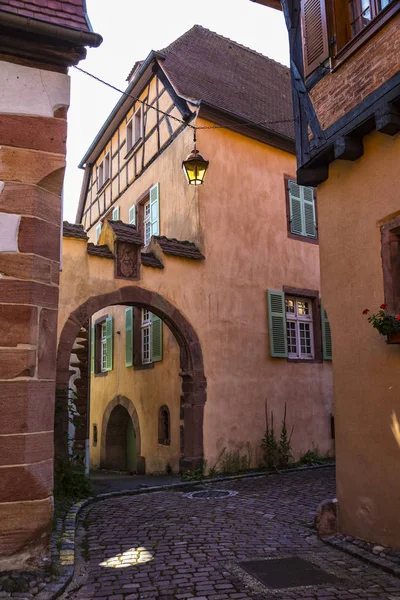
[63,0,289,223]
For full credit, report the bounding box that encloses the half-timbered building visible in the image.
[252,0,400,547]
[62,25,334,477]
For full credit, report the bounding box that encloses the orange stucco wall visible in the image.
[317,130,400,547]
[60,117,333,473]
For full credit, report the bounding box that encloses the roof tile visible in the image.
[141,252,164,269]
[0,0,91,32]
[108,220,143,245]
[62,221,88,240]
[87,243,115,259]
[154,236,205,260]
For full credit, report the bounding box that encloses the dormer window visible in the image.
[126,106,143,152]
[97,152,111,191]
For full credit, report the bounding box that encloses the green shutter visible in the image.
[267,290,288,358]
[112,206,120,221]
[289,181,303,235]
[125,307,133,367]
[151,312,163,362]
[303,186,316,238]
[150,183,159,237]
[128,205,136,225]
[321,304,332,360]
[90,324,95,374]
[105,316,113,371]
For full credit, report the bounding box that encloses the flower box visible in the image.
[387,331,400,344]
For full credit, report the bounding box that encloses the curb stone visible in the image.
[37,463,337,599]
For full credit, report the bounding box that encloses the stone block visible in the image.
[0,305,38,346]
[0,253,51,283]
[0,146,65,192]
[0,432,53,466]
[0,113,67,154]
[38,308,58,379]
[0,280,59,308]
[51,261,60,284]
[315,498,339,537]
[0,497,52,568]
[0,349,36,378]
[0,381,55,434]
[18,217,60,261]
[0,183,61,224]
[0,461,53,502]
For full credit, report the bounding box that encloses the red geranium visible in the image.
[362,308,369,315]
[396,316,400,321]
[380,303,388,309]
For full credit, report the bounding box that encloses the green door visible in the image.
[126,418,137,473]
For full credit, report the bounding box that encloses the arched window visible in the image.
[158,405,170,445]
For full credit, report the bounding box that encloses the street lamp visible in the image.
[182,130,209,185]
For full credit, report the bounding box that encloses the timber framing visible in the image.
[278,0,400,186]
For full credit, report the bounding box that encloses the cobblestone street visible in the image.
[62,469,400,600]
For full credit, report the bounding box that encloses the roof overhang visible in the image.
[249,0,282,10]
[198,101,295,155]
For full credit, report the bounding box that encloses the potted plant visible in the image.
[362,304,400,344]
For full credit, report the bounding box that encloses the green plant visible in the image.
[262,405,278,470]
[277,403,294,468]
[181,461,206,482]
[363,303,400,335]
[297,447,328,466]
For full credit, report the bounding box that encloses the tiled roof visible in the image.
[87,243,115,259]
[109,221,143,245]
[63,221,88,240]
[154,236,205,260]
[159,25,294,140]
[141,252,164,269]
[0,0,92,32]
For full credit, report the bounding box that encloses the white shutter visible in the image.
[289,181,303,235]
[150,183,159,237]
[112,206,120,221]
[128,205,136,225]
[96,223,102,243]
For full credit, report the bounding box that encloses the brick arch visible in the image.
[56,285,206,470]
[100,396,144,473]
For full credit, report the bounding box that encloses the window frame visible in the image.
[158,405,171,446]
[141,308,152,365]
[284,175,319,245]
[96,152,111,192]
[143,199,151,247]
[93,315,109,376]
[126,105,144,154]
[380,215,400,315]
[285,296,315,360]
[282,287,323,364]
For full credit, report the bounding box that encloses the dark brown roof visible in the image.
[159,25,293,140]
[87,243,115,259]
[63,221,88,240]
[141,252,164,269]
[109,221,143,245]
[0,0,92,32]
[154,236,205,260]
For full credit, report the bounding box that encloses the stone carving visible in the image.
[116,242,139,280]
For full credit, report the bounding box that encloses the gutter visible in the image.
[0,10,103,48]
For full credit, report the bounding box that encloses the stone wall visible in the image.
[0,60,69,570]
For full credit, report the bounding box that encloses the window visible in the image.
[141,309,152,364]
[287,179,317,241]
[285,297,314,359]
[97,152,111,191]
[126,106,143,152]
[90,316,113,374]
[380,215,400,315]
[158,405,171,445]
[128,205,136,225]
[111,206,120,221]
[95,223,102,243]
[144,200,151,246]
[137,183,160,246]
[267,289,332,361]
[349,0,393,36]
[92,424,98,447]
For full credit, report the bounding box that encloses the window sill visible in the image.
[287,357,323,364]
[158,440,171,446]
[287,231,319,245]
[332,3,400,72]
[124,138,143,161]
[94,371,108,377]
[134,362,154,371]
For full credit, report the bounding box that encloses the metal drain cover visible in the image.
[239,557,340,589]
[183,489,237,499]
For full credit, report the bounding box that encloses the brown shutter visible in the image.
[301,0,329,77]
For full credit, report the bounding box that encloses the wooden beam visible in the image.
[334,136,364,161]
[250,0,282,9]
[297,164,329,186]
[376,103,400,136]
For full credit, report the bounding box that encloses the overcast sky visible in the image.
[63,0,289,223]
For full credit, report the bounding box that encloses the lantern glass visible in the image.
[182,151,209,185]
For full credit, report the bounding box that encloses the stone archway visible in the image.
[100,396,144,473]
[56,286,206,470]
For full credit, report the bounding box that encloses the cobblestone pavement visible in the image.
[62,469,400,600]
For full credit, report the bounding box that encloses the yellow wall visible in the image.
[317,130,400,547]
[61,114,333,474]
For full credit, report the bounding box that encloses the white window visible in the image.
[128,205,136,225]
[97,152,111,191]
[144,200,151,246]
[112,206,119,221]
[95,223,102,243]
[126,106,143,152]
[100,322,107,372]
[285,297,314,359]
[141,309,151,364]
